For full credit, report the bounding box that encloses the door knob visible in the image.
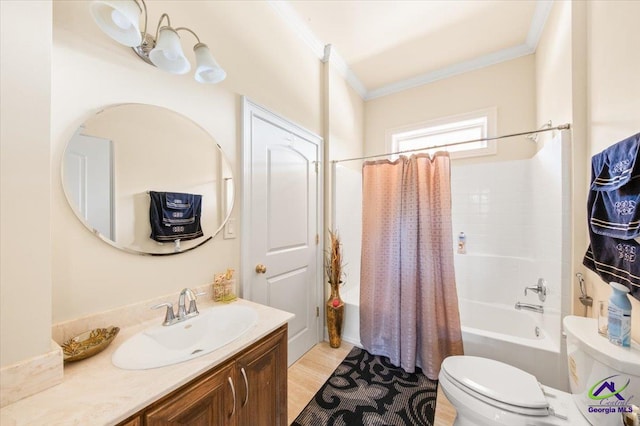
[255,264,267,274]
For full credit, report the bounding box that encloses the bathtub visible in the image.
[458,298,553,348]
[458,297,567,391]
[338,288,568,391]
[340,285,361,346]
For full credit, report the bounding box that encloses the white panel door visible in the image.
[63,128,114,240]
[243,99,322,365]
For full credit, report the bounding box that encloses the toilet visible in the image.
[438,315,640,426]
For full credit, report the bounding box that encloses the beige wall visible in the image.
[324,57,365,289]
[535,1,573,131]
[50,0,323,326]
[1,1,53,367]
[537,0,640,340]
[364,55,537,163]
[327,66,365,165]
[0,0,365,373]
[535,0,584,321]
[584,0,640,340]
[1,0,327,369]
[325,62,365,220]
[2,0,638,381]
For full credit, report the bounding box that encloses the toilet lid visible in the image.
[441,356,549,410]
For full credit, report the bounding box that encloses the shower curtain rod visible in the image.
[332,123,571,164]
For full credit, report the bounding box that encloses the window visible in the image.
[387,108,497,160]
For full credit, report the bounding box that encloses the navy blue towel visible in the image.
[583,238,640,299]
[589,133,640,239]
[160,192,199,226]
[583,133,640,299]
[590,133,639,191]
[149,191,203,242]
[590,181,640,239]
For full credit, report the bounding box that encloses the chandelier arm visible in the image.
[136,0,148,39]
[154,13,172,40]
[175,27,202,44]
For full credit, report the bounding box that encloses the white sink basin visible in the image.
[112,304,258,370]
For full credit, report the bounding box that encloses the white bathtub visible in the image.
[338,288,568,391]
[459,297,567,391]
[459,298,552,348]
[340,285,361,346]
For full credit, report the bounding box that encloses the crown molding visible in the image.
[270,0,554,101]
[365,0,553,100]
[267,0,325,58]
[365,43,535,100]
[527,0,554,49]
[323,45,368,98]
[267,0,368,98]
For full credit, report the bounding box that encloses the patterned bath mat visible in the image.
[291,346,438,426]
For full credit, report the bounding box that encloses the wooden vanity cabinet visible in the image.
[235,325,287,426]
[145,361,235,426]
[118,325,287,426]
[119,418,141,426]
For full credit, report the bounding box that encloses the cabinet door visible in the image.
[117,417,141,426]
[146,362,236,426]
[236,326,287,426]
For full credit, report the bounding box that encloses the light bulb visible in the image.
[163,50,178,61]
[111,9,132,30]
[194,43,226,84]
[90,0,142,47]
[149,27,190,74]
[199,70,216,80]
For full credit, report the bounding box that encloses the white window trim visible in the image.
[385,107,497,160]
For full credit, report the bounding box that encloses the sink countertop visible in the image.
[0,298,294,426]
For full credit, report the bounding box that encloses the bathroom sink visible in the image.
[112,304,258,370]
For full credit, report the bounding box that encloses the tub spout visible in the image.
[515,301,544,313]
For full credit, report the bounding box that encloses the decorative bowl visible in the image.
[61,326,120,362]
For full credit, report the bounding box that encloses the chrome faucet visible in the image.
[177,288,197,319]
[151,302,176,326]
[515,302,544,313]
[152,288,204,326]
[524,278,547,302]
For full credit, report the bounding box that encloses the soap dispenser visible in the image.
[457,232,466,254]
[608,282,632,347]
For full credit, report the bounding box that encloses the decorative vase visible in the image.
[326,282,344,348]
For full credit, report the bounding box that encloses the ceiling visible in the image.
[270,0,552,100]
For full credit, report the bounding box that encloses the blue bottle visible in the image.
[608,282,632,347]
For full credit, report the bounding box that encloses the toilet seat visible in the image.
[441,356,550,416]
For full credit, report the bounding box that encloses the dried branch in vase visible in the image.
[325,229,345,289]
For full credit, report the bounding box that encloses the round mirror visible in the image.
[62,103,234,255]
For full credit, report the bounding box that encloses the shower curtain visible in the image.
[359,152,463,380]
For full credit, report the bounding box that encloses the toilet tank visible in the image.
[564,315,640,426]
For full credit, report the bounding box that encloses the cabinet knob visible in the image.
[255,264,267,274]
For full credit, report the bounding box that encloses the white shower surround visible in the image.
[451,133,569,357]
[333,132,571,390]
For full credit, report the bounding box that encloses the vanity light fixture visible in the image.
[90,0,226,84]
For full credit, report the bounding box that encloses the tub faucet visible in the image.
[515,302,544,313]
[524,278,547,302]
